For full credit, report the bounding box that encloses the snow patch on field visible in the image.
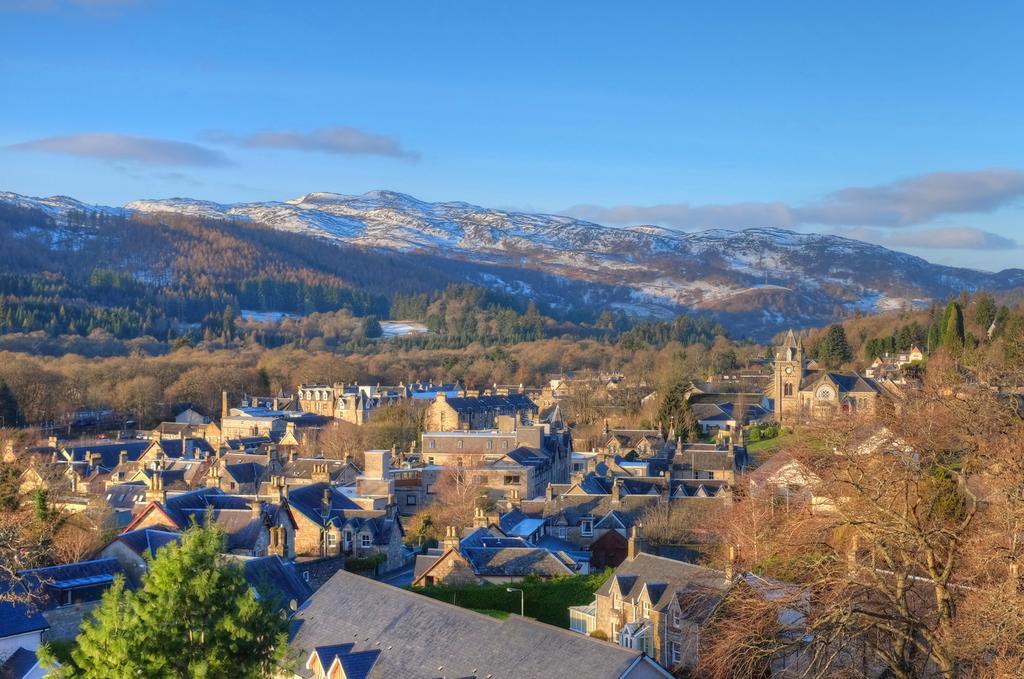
[380,321,428,337]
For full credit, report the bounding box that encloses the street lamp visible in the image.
[506,587,524,617]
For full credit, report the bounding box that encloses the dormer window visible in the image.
[581,518,593,536]
[360,534,371,548]
[642,600,651,618]
[613,592,621,610]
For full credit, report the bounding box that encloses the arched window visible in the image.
[783,383,793,397]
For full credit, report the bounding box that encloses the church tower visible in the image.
[774,329,804,422]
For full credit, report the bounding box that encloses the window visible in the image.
[503,475,520,486]
[360,534,372,548]
[406,495,417,506]
[327,532,337,549]
[343,531,352,550]
[581,518,593,536]
[783,382,794,397]
[557,526,567,539]
[486,439,493,449]
[302,571,310,582]
[672,609,682,627]
[429,439,436,449]
[642,600,650,618]
[457,440,464,449]
[502,440,509,449]
[670,641,681,664]
[428,456,435,465]
[613,593,621,610]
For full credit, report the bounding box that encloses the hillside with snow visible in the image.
[5,188,1024,337]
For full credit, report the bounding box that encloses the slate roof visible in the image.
[279,457,359,483]
[0,646,39,679]
[443,393,537,415]
[0,601,48,639]
[223,461,266,485]
[598,553,729,612]
[110,528,182,558]
[462,547,574,577]
[101,483,148,511]
[286,483,362,526]
[19,558,123,592]
[289,570,658,679]
[800,371,880,394]
[61,441,149,471]
[239,555,313,610]
[148,437,214,459]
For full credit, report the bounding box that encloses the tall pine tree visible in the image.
[940,301,965,351]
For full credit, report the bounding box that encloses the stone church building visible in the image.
[771,329,882,423]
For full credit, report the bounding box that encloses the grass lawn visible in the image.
[745,430,799,466]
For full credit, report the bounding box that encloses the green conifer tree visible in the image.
[43,521,289,678]
[940,301,965,351]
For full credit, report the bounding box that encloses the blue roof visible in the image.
[0,646,40,678]
[20,558,122,590]
[0,601,49,638]
[336,650,381,679]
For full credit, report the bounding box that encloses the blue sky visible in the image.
[2,1,1023,270]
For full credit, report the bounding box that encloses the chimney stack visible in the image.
[119,450,128,466]
[611,477,622,504]
[724,544,737,584]
[221,391,228,420]
[442,525,460,552]
[627,524,644,560]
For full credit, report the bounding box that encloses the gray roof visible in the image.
[800,371,880,394]
[110,528,182,558]
[443,393,536,415]
[239,555,313,610]
[462,547,574,577]
[290,570,656,679]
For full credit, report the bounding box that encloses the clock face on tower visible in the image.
[785,366,793,375]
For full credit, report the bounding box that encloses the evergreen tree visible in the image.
[656,379,698,440]
[0,379,19,427]
[818,324,852,369]
[362,314,383,339]
[43,521,289,678]
[32,489,49,522]
[974,293,997,331]
[940,301,965,351]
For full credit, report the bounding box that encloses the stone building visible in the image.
[285,481,405,572]
[423,392,538,432]
[571,530,732,673]
[771,329,883,423]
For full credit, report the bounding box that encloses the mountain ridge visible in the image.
[2,188,1022,338]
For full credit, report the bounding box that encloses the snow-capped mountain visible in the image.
[5,189,1024,334]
